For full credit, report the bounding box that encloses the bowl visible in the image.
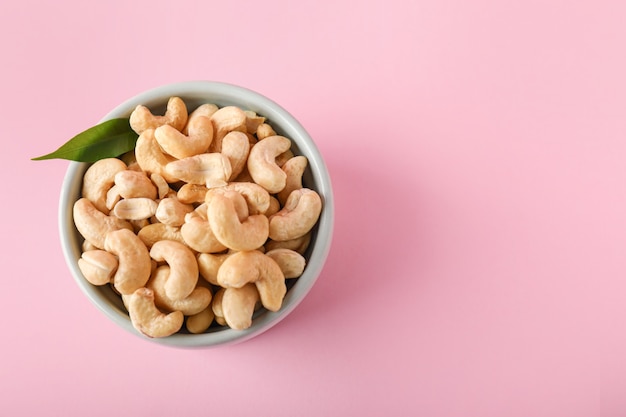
[58,81,334,348]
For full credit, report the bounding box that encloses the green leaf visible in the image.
[32,118,138,162]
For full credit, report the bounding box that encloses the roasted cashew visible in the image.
[222,284,260,330]
[112,197,158,221]
[127,287,184,338]
[186,307,215,334]
[134,129,178,183]
[208,192,269,252]
[197,252,230,286]
[149,240,198,301]
[78,250,118,286]
[269,188,322,241]
[155,115,213,159]
[129,96,188,134]
[165,153,232,188]
[147,265,212,315]
[264,232,312,255]
[211,288,227,326]
[104,228,152,295]
[277,155,308,205]
[180,206,227,253]
[155,197,194,227]
[208,105,247,152]
[137,223,185,248]
[217,250,286,312]
[176,183,208,204]
[81,158,127,214]
[114,170,157,200]
[73,198,133,249]
[247,135,291,193]
[256,123,276,140]
[221,131,250,181]
[265,248,306,279]
[184,103,219,134]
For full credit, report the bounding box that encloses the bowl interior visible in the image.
[59,81,334,348]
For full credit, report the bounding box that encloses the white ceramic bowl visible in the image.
[59,81,334,348]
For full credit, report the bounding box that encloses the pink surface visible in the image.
[1,0,625,415]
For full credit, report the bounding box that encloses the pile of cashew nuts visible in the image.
[73,97,322,338]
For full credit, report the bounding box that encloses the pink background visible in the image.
[1,0,625,415]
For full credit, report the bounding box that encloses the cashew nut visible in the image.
[211,288,227,326]
[244,110,266,135]
[180,206,227,253]
[197,252,230,286]
[127,287,184,338]
[134,129,178,183]
[129,96,188,134]
[186,307,215,334]
[264,232,312,255]
[112,197,158,221]
[269,188,322,241]
[216,182,271,215]
[104,228,152,295]
[73,198,133,249]
[222,284,260,330]
[208,192,269,252]
[265,248,306,279]
[176,183,208,204]
[165,153,232,188]
[81,158,127,214]
[277,155,308,205]
[184,103,219,134]
[78,249,118,286]
[154,115,213,159]
[137,223,185,249]
[247,135,291,193]
[256,123,276,140]
[150,173,171,199]
[217,250,286,312]
[221,131,250,181]
[147,265,212,315]
[208,105,247,152]
[114,170,157,200]
[155,197,194,227]
[149,240,198,301]
[204,189,249,221]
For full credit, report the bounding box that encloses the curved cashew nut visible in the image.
[155,197,194,227]
[205,189,249,221]
[208,192,269,252]
[112,197,158,221]
[73,198,133,249]
[134,129,178,183]
[176,183,208,204]
[269,188,322,241]
[265,232,312,255]
[277,156,308,205]
[208,105,247,152]
[197,252,230,286]
[149,240,198,301]
[211,288,227,326]
[221,131,250,181]
[217,250,286,312]
[184,103,219,134]
[137,223,185,249]
[256,123,276,140]
[165,153,232,188]
[129,96,188,134]
[186,307,215,334]
[247,135,291,193]
[81,158,127,214]
[265,248,306,279]
[155,115,213,159]
[127,287,184,338]
[114,170,157,200]
[150,173,171,199]
[78,249,118,286]
[180,206,228,253]
[147,265,212,316]
[219,182,271,215]
[222,284,260,330]
[104,228,152,295]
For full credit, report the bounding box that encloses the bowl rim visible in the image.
[58,80,334,348]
